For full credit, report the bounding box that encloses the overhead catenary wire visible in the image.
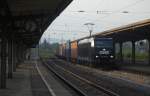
[92,0,147,22]
[50,0,148,33]
[44,0,148,42]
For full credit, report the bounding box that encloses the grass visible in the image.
[115,48,149,60]
[39,48,55,59]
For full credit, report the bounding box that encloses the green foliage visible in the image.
[123,48,132,59]
[39,41,59,59]
[135,52,148,60]
[115,41,149,61]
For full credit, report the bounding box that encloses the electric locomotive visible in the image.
[94,37,114,66]
[78,37,114,67]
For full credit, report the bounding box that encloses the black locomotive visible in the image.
[78,37,114,67]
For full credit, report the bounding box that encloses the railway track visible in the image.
[48,58,150,96]
[42,60,87,96]
[42,59,120,96]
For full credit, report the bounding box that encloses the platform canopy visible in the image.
[95,19,150,42]
[74,19,150,43]
[0,0,72,47]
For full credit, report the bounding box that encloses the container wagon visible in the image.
[71,41,78,63]
[62,43,66,59]
[66,40,71,62]
[57,43,66,59]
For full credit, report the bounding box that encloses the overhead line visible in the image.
[49,29,88,33]
[92,0,146,22]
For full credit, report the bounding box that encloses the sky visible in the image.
[41,0,150,43]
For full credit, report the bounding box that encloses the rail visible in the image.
[42,59,120,96]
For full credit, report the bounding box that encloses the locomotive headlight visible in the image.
[96,55,99,58]
[110,55,114,58]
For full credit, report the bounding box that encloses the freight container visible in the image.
[78,38,94,65]
[66,40,71,62]
[62,43,66,58]
[59,44,62,56]
[71,41,78,63]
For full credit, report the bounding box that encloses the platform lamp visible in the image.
[84,23,95,67]
[84,23,95,37]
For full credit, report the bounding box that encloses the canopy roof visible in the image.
[73,19,150,43]
[96,19,150,42]
[0,0,72,47]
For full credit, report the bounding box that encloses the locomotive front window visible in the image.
[95,40,113,48]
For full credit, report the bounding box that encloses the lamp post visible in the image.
[84,23,95,67]
[84,23,95,37]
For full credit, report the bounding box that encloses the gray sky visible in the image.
[41,0,150,43]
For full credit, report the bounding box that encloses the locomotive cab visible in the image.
[94,38,114,66]
[77,37,115,68]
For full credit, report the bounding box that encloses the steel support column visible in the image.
[13,42,16,72]
[8,40,13,79]
[113,41,116,59]
[132,41,135,65]
[22,46,26,61]
[23,47,27,60]
[148,39,150,65]
[119,42,123,63]
[18,45,21,65]
[22,47,24,61]
[0,37,7,88]
[16,44,20,66]
[20,46,23,62]
[20,45,23,62]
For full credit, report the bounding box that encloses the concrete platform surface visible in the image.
[0,60,51,96]
[36,60,74,96]
[120,65,150,75]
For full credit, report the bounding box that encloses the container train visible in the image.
[56,37,115,67]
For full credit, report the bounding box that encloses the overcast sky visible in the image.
[41,0,150,43]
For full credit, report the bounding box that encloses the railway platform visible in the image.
[0,60,50,96]
[37,60,74,96]
[120,65,150,75]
